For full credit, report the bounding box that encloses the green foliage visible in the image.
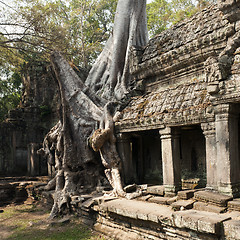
[0,67,22,121]
[1,0,118,69]
[147,0,172,36]
[147,0,214,37]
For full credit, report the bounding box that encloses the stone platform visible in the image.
[83,197,240,240]
[69,188,240,240]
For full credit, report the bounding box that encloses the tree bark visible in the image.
[41,0,148,218]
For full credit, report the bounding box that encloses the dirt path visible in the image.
[0,203,105,240]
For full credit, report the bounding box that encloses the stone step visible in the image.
[148,196,170,205]
[193,202,227,214]
[166,196,178,205]
[171,199,195,211]
[173,210,231,235]
[194,191,233,207]
[177,189,201,200]
[146,185,164,196]
[228,199,240,211]
[223,220,240,240]
[136,194,152,202]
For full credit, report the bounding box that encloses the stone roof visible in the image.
[130,4,234,88]
[116,80,213,132]
[117,2,240,132]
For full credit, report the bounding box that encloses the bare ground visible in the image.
[0,202,106,240]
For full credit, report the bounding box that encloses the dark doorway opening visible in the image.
[131,130,162,185]
[180,125,206,189]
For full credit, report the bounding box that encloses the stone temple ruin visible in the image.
[116,0,240,198]
[2,0,240,239]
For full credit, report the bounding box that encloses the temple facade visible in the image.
[115,0,240,198]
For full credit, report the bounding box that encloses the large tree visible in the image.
[39,0,148,218]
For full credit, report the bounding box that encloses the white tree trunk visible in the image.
[41,0,148,218]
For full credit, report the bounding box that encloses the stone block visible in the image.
[137,212,148,221]
[136,195,152,202]
[146,185,165,196]
[194,191,233,207]
[228,199,240,211]
[197,217,221,234]
[173,210,231,235]
[223,220,240,240]
[193,202,227,213]
[171,200,195,211]
[167,196,178,205]
[148,196,170,205]
[117,208,138,219]
[177,189,198,200]
[148,213,158,223]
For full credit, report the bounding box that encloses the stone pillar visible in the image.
[116,133,133,185]
[201,122,217,190]
[159,127,181,195]
[215,103,240,197]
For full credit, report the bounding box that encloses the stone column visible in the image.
[215,103,240,197]
[159,127,181,195]
[201,122,217,190]
[116,132,133,185]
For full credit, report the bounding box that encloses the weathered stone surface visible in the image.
[194,191,233,207]
[171,200,195,210]
[146,185,165,196]
[99,199,172,224]
[166,196,178,205]
[193,202,226,214]
[223,220,240,240]
[136,194,152,202]
[148,196,170,205]
[178,189,199,200]
[228,199,240,211]
[173,210,231,234]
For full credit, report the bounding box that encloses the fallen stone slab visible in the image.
[148,196,170,205]
[146,185,164,196]
[193,202,226,213]
[194,191,233,207]
[228,199,240,211]
[223,219,240,240]
[171,200,195,211]
[173,210,231,235]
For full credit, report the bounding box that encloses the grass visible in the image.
[0,204,107,240]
